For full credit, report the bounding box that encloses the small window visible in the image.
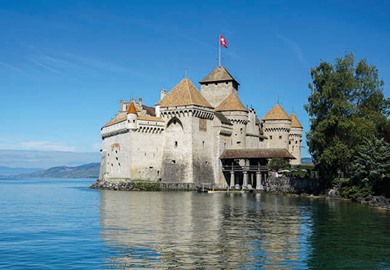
[270,136,273,140]
[279,135,282,139]
[175,141,178,147]
[237,141,241,144]
[202,141,205,148]
[215,83,217,85]
[116,157,118,160]
[172,160,176,164]
[295,141,298,144]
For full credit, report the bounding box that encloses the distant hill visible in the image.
[0,149,100,169]
[13,163,100,179]
[0,166,42,176]
[301,157,313,165]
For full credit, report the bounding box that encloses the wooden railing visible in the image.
[222,164,268,172]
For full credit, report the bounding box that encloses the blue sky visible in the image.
[0,0,389,158]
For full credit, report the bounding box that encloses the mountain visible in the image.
[14,163,100,179]
[301,157,313,165]
[0,150,100,169]
[0,166,43,176]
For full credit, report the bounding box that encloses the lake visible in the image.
[0,179,389,269]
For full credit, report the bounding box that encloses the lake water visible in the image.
[0,179,389,269]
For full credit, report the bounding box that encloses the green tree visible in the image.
[268,158,290,171]
[349,136,390,197]
[305,53,389,189]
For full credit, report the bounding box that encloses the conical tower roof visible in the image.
[159,78,213,108]
[215,93,248,112]
[199,66,239,85]
[262,104,290,121]
[127,101,137,114]
[289,113,303,128]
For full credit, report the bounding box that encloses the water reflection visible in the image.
[99,191,314,269]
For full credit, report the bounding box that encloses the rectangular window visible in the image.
[199,118,207,131]
[175,141,178,147]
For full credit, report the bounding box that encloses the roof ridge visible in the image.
[159,77,213,108]
[215,93,248,112]
[289,113,303,128]
[262,104,290,121]
[199,66,239,85]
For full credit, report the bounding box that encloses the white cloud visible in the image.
[276,34,309,68]
[20,141,77,152]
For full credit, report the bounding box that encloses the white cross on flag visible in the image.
[220,35,228,48]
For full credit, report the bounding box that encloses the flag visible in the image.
[220,35,228,48]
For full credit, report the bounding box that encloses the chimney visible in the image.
[120,100,126,112]
[160,88,166,101]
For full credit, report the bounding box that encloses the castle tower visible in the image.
[262,104,291,149]
[199,66,239,107]
[159,77,215,185]
[126,101,138,130]
[289,113,303,165]
[215,93,248,149]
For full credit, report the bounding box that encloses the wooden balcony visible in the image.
[222,164,268,172]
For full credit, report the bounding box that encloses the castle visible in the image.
[99,66,303,189]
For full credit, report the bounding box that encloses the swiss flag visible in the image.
[220,35,228,48]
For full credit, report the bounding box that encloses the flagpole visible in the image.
[218,34,221,67]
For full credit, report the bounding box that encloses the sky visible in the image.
[0,0,389,160]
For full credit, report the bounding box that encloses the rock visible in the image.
[328,188,339,197]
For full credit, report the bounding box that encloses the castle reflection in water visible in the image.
[98,191,312,269]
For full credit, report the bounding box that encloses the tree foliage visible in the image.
[350,136,390,196]
[268,158,290,172]
[305,53,390,191]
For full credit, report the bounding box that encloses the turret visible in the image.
[215,93,248,149]
[262,104,291,149]
[127,101,138,130]
[289,113,303,165]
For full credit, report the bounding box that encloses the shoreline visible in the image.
[90,179,390,210]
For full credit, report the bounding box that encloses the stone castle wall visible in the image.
[201,81,238,107]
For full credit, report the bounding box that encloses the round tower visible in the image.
[262,104,291,149]
[289,113,303,165]
[126,101,138,130]
[215,93,248,149]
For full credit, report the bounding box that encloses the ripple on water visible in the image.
[1,180,390,269]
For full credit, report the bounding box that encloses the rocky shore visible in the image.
[355,195,390,209]
[328,188,390,209]
[91,179,389,209]
[90,180,161,191]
